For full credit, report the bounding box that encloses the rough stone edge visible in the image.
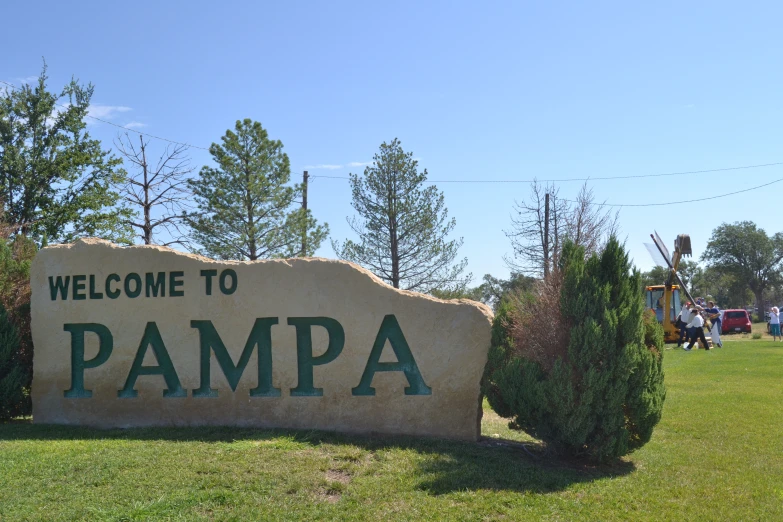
[34,238,494,318]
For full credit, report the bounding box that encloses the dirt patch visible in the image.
[326,469,351,484]
[319,491,341,504]
[318,468,352,503]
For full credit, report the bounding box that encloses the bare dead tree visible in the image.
[504,180,568,277]
[564,183,620,258]
[504,181,619,277]
[115,133,193,247]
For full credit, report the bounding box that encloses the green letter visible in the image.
[106,274,121,299]
[89,275,103,299]
[145,272,166,297]
[219,269,237,295]
[191,318,280,398]
[288,317,344,397]
[201,269,217,295]
[72,275,87,300]
[352,315,431,396]
[49,275,70,301]
[124,273,142,298]
[118,322,185,398]
[63,323,113,398]
[169,271,185,297]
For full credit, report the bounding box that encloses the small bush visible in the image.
[483,238,666,462]
[0,303,28,420]
[752,333,762,340]
[0,235,36,418]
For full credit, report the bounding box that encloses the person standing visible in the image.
[678,303,693,348]
[685,307,710,351]
[769,306,781,341]
[705,301,723,348]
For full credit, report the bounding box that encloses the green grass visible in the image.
[2,341,782,521]
[724,321,775,341]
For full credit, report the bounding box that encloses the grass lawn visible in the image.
[2,340,782,521]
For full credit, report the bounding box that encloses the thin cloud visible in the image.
[87,105,132,120]
[347,161,372,167]
[15,76,38,85]
[123,121,147,129]
[303,164,343,170]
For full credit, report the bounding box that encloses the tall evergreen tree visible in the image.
[0,64,132,244]
[333,139,469,293]
[187,119,328,260]
[484,238,665,461]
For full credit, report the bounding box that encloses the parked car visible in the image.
[722,309,752,334]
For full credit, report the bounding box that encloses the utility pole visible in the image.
[543,192,550,277]
[301,170,309,257]
[552,194,558,271]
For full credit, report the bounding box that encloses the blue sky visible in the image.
[3,1,780,282]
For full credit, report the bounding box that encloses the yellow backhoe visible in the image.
[644,232,711,345]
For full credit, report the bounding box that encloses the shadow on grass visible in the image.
[0,420,635,495]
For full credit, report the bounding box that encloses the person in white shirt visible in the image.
[684,307,710,350]
[677,303,693,348]
[769,306,781,341]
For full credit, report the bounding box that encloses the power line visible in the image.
[310,161,783,183]
[313,170,783,208]
[0,79,209,151]
[561,177,783,208]
[83,114,209,151]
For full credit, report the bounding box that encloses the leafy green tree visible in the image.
[472,272,537,309]
[699,266,753,309]
[702,221,783,320]
[430,272,538,309]
[0,65,131,244]
[333,139,469,293]
[484,238,666,462]
[640,266,669,289]
[678,259,702,294]
[429,286,483,301]
[187,119,328,260]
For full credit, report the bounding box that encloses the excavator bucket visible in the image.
[675,234,692,257]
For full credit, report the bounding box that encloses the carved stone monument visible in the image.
[31,239,492,441]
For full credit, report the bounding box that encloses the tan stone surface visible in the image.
[31,239,492,441]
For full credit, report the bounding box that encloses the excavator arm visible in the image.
[650,232,696,304]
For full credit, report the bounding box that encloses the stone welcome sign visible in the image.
[31,239,492,441]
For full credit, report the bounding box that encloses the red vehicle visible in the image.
[722,309,752,334]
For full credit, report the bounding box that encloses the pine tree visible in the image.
[333,139,470,293]
[0,303,27,420]
[484,237,666,461]
[0,64,132,244]
[187,119,328,260]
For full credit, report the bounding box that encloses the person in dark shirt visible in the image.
[704,301,722,348]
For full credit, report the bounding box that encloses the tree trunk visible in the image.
[389,201,399,288]
[754,289,764,323]
[140,136,152,245]
[245,161,256,261]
